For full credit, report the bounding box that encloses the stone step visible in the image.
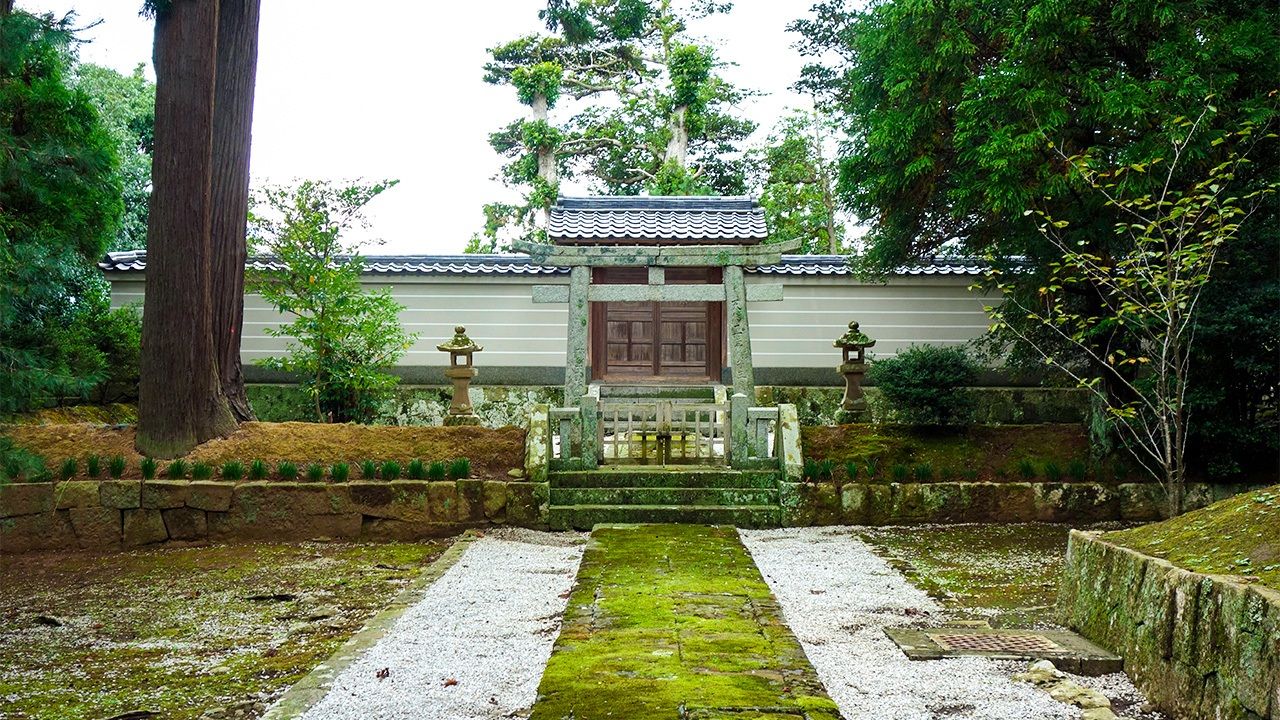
[550,468,780,489]
[548,504,781,530]
[550,486,779,507]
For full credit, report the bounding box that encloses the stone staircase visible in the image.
[547,466,782,530]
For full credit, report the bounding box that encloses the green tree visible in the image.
[248,180,416,423]
[0,9,125,414]
[75,63,155,251]
[748,110,845,254]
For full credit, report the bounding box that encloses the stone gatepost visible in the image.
[437,326,482,426]
[834,321,875,420]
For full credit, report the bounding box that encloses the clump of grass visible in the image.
[865,457,880,479]
[306,463,325,482]
[1042,460,1063,482]
[220,461,244,481]
[380,460,401,481]
[107,455,126,479]
[1067,458,1088,482]
[844,461,859,482]
[248,458,268,481]
[816,459,834,482]
[1017,458,1037,480]
[360,460,378,480]
[331,462,350,483]
[449,458,472,480]
[427,461,447,481]
[407,459,427,480]
[960,467,979,482]
[913,462,933,482]
[276,461,298,481]
[891,463,909,482]
[165,459,188,480]
[86,455,102,479]
[140,457,157,480]
[802,458,820,483]
[190,461,213,480]
[59,458,77,482]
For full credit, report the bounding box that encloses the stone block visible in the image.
[506,482,544,527]
[0,510,75,553]
[231,482,352,520]
[456,480,485,523]
[840,483,868,524]
[141,480,191,509]
[162,507,208,541]
[207,508,362,541]
[69,507,121,548]
[99,480,142,509]
[482,480,508,522]
[428,481,459,522]
[54,480,100,510]
[187,481,234,512]
[349,481,431,521]
[0,483,54,518]
[122,508,168,546]
[359,517,469,541]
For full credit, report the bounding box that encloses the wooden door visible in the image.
[591,268,722,381]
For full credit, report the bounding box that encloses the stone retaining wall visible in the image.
[0,479,549,554]
[779,480,1249,526]
[1059,531,1279,720]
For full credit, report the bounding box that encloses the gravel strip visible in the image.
[740,526,1077,720]
[295,529,585,720]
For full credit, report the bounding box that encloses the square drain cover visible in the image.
[928,631,1061,653]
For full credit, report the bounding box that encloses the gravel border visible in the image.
[740,526,1077,720]
[265,529,585,720]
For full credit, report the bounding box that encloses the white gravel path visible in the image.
[296,529,585,720]
[740,526,1078,720]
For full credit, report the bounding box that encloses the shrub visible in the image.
[448,458,471,480]
[331,462,350,483]
[165,459,188,480]
[427,461,447,481]
[380,460,401,481]
[86,455,102,479]
[59,457,77,481]
[960,467,979,481]
[815,459,834,482]
[1017,458,1036,480]
[248,459,268,481]
[865,457,879,479]
[913,463,933,482]
[191,461,213,480]
[108,455,126,479]
[360,460,378,479]
[140,457,157,480]
[407,459,427,480]
[802,458,819,483]
[1042,461,1062,482]
[221,461,244,481]
[306,463,326,482]
[892,463,909,482]
[844,461,859,482]
[1067,458,1088,482]
[276,461,298,481]
[867,345,979,425]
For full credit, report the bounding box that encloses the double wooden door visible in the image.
[591,268,723,382]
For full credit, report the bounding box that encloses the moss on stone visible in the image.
[1104,484,1280,590]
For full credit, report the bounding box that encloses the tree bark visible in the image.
[210,0,261,421]
[137,0,237,458]
[665,105,689,166]
[1,1,14,18]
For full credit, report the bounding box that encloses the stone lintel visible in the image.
[513,239,800,267]
[532,283,782,303]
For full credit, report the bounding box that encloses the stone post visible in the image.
[437,326,482,426]
[724,264,755,398]
[729,391,750,468]
[564,265,591,406]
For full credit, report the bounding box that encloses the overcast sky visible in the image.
[20,1,818,254]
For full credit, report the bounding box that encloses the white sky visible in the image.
[21,0,819,254]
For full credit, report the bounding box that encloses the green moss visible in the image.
[0,539,453,719]
[1104,484,1280,590]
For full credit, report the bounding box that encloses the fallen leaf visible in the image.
[376,667,390,680]
[443,678,458,687]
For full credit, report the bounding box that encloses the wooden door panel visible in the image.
[593,267,723,381]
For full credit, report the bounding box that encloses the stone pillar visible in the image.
[564,265,591,407]
[724,264,755,397]
[729,391,749,468]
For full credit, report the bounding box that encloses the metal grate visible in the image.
[927,632,1062,654]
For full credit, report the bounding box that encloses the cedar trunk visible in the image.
[210,0,261,421]
[137,0,237,458]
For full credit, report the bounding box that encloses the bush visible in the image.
[1067,458,1088,482]
[248,458,268,481]
[891,463,909,482]
[867,345,979,425]
[865,457,879,479]
[86,455,102,478]
[1017,458,1036,480]
[108,455,126,479]
[1042,460,1062,482]
[844,461,859,482]
[407,459,427,480]
[221,461,244,481]
[276,461,298,481]
[59,457,77,481]
[427,461,447,481]
[165,459,187,479]
[912,462,933,482]
[140,457,157,480]
[190,461,213,480]
[360,460,378,479]
[380,460,401,481]
[306,463,326,482]
[331,462,350,483]
[802,458,819,483]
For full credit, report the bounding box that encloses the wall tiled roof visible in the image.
[746,255,985,276]
[548,196,769,242]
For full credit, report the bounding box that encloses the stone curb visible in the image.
[260,532,481,719]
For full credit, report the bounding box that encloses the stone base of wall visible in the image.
[1059,531,1279,720]
[778,480,1246,526]
[0,479,549,554]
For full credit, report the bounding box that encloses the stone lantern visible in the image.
[437,326,483,426]
[834,321,876,414]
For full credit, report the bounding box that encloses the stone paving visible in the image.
[530,524,841,720]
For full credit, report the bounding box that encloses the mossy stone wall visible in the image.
[1059,531,1278,720]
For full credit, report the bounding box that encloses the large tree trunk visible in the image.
[532,92,558,228]
[210,0,261,421]
[1,1,14,18]
[137,0,237,458]
[665,105,689,166]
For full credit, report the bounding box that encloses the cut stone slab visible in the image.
[884,626,1122,675]
[530,524,840,720]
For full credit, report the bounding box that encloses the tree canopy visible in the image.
[76,63,155,251]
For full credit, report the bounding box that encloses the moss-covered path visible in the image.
[531,524,841,720]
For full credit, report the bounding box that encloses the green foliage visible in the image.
[0,438,46,484]
[891,463,909,482]
[75,63,154,251]
[802,458,819,483]
[330,462,350,483]
[360,460,378,480]
[220,461,244,481]
[912,462,933,482]
[427,461,447,481]
[248,458,268,481]
[511,61,563,107]
[249,180,416,423]
[59,457,77,481]
[448,457,471,480]
[86,455,101,479]
[843,461,858,482]
[275,461,297,481]
[1041,461,1062,483]
[306,463,325,483]
[667,44,712,109]
[407,459,426,480]
[1017,458,1036,480]
[864,457,879,479]
[190,462,213,481]
[748,111,845,255]
[107,455,125,480]
[140,457,156,480]
[648,159,711,196]
[165,459,187,480]
[868,345,978,426]
[1067,458,1088,482]
[380,460,401,482]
